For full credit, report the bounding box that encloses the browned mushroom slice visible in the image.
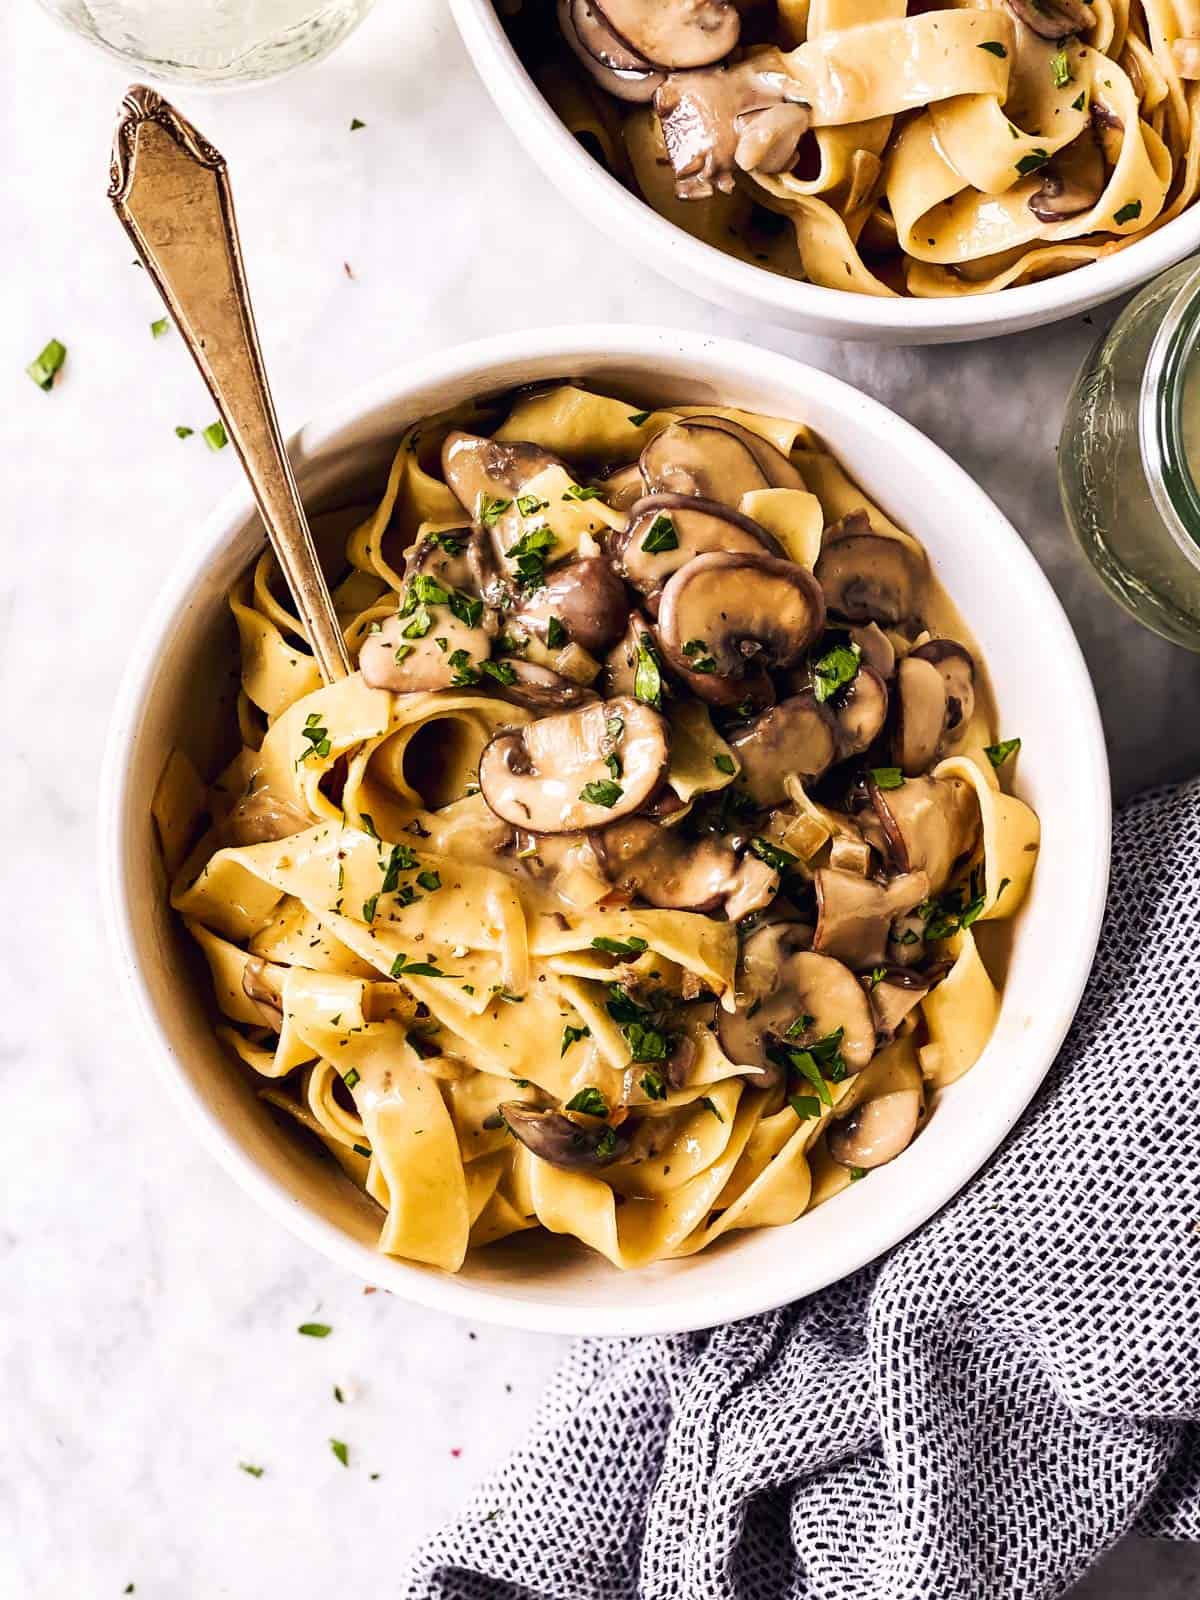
[479,696,669,832]
[655,58,812,200]
[892,655,948,776]
[592,816,779,917]
[223,789,312,846]
[870,773,980,896]
[910,640,976,748]
[490,660,599,712]
[602,609,655,698]
[718,928,877,1078]
[848,622,895,679]
[641,419,773,504]
[866,963,950,1046]
[827,1085,921,1170]
[832,663,889,759]
[509,558,630,656]
[501,1103,631,1169]
[727,692,836,806]
[442,430,570,572]
[813,868,930,970]
[558,0,664,101]
[657,552,826,708]
[616,494,782,608]
[1005,0,1092,41]
[1028,148,1105,222]
[684,415,807,490]
[594,462,647,511]
[814,511,928,626]
[591,0,739,70]
[242,956,284,1031]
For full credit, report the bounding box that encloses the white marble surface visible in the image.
[3,1,1198,1595]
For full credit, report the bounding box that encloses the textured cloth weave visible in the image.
[404,780,1200,1600]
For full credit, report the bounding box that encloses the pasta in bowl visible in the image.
[158,381,1038,1275]
[105,329,1107,1330]
[450,0,1200,339]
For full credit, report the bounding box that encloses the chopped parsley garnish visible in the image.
[985,737,1021,768]
[448,591,484,628]
[330,1439,350,1467]
[1051,50,1072,88]
[359,812,381,840]
[408,574,451,607]
[627,410,652,427]
[175,425,194,438]
[516,494,548,516]
[640,513,679,554]
[416,869,441,892]
[786,1050,833,1107]
[867,967,888,990]
[505,526,558,589]
[362,894,379,923]
[849,1166,867,1182]
[380,842,418,892]
[789,1094,822,1120]
[480,495,512,528]
[343,1068,361,1090]
[579,778,624,807]
[682,639,717,673]
[1072,91,1087,111]
[749,836,798,873]
[633,633,663,709]
[640,1069,667,1100]
[604,984,647,1025]
[352,1144,371,1159]
[623,1021,669,1062]
[1114,200,1142,226]
[26,338,66,391]
[812,640,861,703]
[785,1013,815,1039]
[350,117,366,130]
[448,648,481,686]
[595,1126,619,1159]
[565,1086,608,1117]
[560,1023,591,1056]
[239,1462,265,1477]
[203,420,228,452]
[563,483,603,502]
[605,713,625,744]
[1016,149,1050,176]
[604,753,622,781]
[713,753,735,776]
[870,766,905,790]
[402,604,434,640]
[545,615,566,648]
[150,317,169,339]
[390,952,452,978]
[701,1096,724,1123]
[393,642,414,664]
[978,40,1007,57]
[591,935,649,958]
[479,659,517,686]
[300,712,331,761]
[920,868,987,941]
[298,1322,332,1338]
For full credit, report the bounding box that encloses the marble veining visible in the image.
[2,1,1196,1594]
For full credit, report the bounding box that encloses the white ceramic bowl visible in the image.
[101,326,1110,1335]
[449,0,1200,345]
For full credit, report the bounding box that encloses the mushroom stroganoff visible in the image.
[155,384,1039,1273]
[506,0,1200,297]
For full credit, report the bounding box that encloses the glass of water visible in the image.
[34,0,377,86]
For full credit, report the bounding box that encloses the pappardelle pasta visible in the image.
[155,383,1039,1273]
[507,0,1200,297]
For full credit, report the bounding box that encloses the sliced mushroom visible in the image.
[727,692,836,806]
[657,552,825,707]
[501,1103,631,1169]
[870,773,980,896]
[490,659,599,712]
[1029,161,1104,222]
[593,816,779,917]
[616,493,782,609]
[242,956,284,1031]
[827,1086,921,1170]
[812,868,930,970]
[655,58,812,200]
[595,461,648,510]
[832,663,888,759]
[910,640,976,748]
[1005,0,1091,41]
[591,0,739,70]
[602,609,656,698]
[509,557,629,655]
[814,511,928,627]
[478,695,669,832]
[640,416,803,503]
[867,963,950,1046]
[558,0,664,101]
[848,622,895,679]
[442,430,568,576]
[222,788,312,846]
[360,590,493,694]
[718,929,877,1078]
[892,655,948,777]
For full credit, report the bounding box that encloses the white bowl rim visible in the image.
[99,323,1111,1336]
[448,0,1200,339]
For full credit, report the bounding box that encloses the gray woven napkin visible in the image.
[404,779,1200,1600]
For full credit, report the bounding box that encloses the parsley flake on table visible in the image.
[26,338,66,391]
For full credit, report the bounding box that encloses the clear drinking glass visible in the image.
[34,0,377,86]
[1059,257,1200,651]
